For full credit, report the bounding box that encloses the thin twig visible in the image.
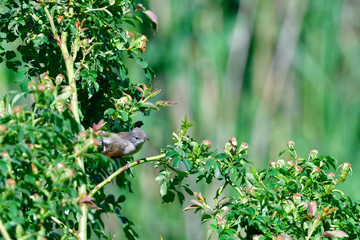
[88,153,166,197]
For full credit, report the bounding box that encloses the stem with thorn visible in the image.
[88,153,166,197]
[44,5,86,239]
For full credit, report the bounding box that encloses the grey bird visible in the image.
[97,128,150,159]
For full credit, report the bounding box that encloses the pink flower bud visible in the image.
[0,124,6,134]
[277,159,285,168]
[309,149,319,159]
[13,105,23,113]
[202,140,211,148]
[338,162,352,183]
[287,140,296,150]
[6,178,16,190]
[293,193,302,205]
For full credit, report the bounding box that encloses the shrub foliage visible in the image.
[0,1,358,240]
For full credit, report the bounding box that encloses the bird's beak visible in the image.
[144,137,150,141]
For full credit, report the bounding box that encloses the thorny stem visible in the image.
[0,218,12,240]
[88,153,166,197]
[44,4,86,239]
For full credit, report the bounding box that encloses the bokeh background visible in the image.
[1,0,360,239]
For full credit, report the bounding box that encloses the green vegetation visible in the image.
[0,0,359,239]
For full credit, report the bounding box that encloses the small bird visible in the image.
[97,128,150,159]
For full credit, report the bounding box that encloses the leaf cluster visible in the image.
[161,122,360,239]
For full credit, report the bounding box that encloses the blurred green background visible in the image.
[2,0,360,239]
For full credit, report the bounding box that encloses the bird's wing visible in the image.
[103,139,128,159]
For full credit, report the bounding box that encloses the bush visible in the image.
[0,1,358,239]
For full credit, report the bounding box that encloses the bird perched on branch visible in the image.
[97,128,150,159]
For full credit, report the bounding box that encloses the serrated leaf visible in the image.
[183,159,193,171]
[166,150,178,158]
[172,157,182,168]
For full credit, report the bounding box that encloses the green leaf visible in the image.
[160,182,167,196]
[136,58,148,68]
[120,110,128,121]
[5,51,16,60]
[214,161,223,179]
[201,214,212,223]
[138,102,158,110]
[183,159,193,171]
[162,190,175,203]
[205,158,214,172]
[172,157,182,168]
[0,160,8,176]
[177,191,185,205]
[15,68,27,82]
[104,108,116,115]
[166,150,178,158]
[11,92,26,106]
[215,153,230,160]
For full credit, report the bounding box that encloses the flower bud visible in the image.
[294,165,303,176]
[239,142,249,153]
[246,186,254,194]
[0,124,6,134]
[283,200,295,214]
[13,105,23,113]
[37,84,46,92]
[31,163,38,174]
[269,160,277,170]
[78,131,87,140]
[217,219,226,229]
[287,140,296,150]
[55,74,65,86]
[286,160,295,169]
[1,151,10,159]
[59,168,75,182]
[229,136,237,147]
[6,178,16,190]
[311,166,321,178]
[56,162,66,170]
[293,193,302,205]
[28,80,37,91]
[118,96,131,107]
[309,149,319,160]
[338,162,352,183]
[277,159,285,168]
[201,139,211,149]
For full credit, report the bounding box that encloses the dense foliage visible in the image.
[0,1,359,240]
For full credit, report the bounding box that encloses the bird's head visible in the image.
[130,127,150,146]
